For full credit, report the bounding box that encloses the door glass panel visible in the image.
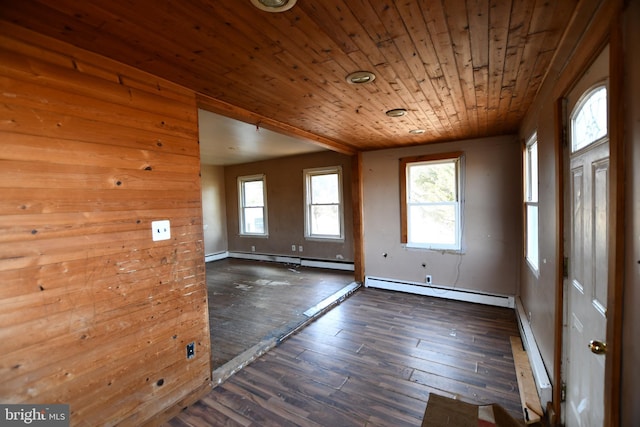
[571,86,607,152]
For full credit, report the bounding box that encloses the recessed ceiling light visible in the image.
[250,0,297,12]
[385,108,407,117]
[409,129,425,135]
[346,71,376,84]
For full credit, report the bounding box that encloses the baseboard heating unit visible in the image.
[226,252,355,271]
[364,276,515,308]
[515,297,552,408]
[204,251,229,263]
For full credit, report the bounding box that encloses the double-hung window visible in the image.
[304,166,343,240]
[238,174,267,236]
[400,152,463,250]
[524,134,539,272]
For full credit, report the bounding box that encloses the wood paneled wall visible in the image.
[0,23,211,425]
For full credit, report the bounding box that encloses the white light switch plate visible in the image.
[151,220,171,241]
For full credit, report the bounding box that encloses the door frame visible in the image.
[552,1,625,425]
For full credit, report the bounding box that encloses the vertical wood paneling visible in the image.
[486,0,512,126]
[0,23,211,426]
[467,0,490,122]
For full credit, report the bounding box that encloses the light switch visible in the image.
[151,220,171,241]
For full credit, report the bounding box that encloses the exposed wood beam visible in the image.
[351,152,364,283]
[606,6,625,427]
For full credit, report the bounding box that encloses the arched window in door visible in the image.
[571,85,607,152]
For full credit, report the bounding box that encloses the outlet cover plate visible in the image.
[186,342,195,359]
[152,220,171,241]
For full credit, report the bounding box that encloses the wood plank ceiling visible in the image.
[0,0,578,153]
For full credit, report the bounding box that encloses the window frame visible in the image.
[400,151,464,251]
[524,134,539,273]
[238,174,268,237]
[303,166,344,241]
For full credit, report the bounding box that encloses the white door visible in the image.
[565,46,609,427]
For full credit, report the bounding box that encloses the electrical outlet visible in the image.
[298,245,303,252]
[151,220,171,241]
[426,275,432,284]
[291,244,296,252]
[251,245,256,252]
[186,342,195,359]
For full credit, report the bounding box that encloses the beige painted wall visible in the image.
[519,1,639,422]
[201,164,228,256]
[225,151,354,262]
[517,5,608,388]
[622,1,640,424]
[519,46,609,384]
[362,135,521,296]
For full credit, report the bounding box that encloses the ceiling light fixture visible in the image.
[346,71,376,84]
[409,129,426,135]
[385,108,407,117]
[250,0,297,12]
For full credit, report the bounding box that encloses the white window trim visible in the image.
[524,133,539,274]
[238,174,268,237]
[303,166,344,241]
[400,152,464,252]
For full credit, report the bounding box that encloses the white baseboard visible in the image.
[515,297,552,408]
[226,251,355,271]
[364,276,515,308]
[228,252,300,264]
[300,258,355,271]
[204,251,229,262]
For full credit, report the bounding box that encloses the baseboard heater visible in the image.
[515,297,552,409]
[204,251,229,263]
[364,276,515,308]
[224,251,355,271]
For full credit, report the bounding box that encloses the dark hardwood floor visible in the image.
[206,258,356,369]
[167,286,524,426]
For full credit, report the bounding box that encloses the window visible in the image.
[400,152,463,250]
[238,175,267,236]
[524,134,539,272]
[304,166,343,240]
[571,85,607,152]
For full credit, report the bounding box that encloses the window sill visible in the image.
[525,258,540,278]
[304,236,344,243]
[403,244,464,254]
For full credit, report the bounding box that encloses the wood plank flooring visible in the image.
[207,258,356,369]
[167,287,524,426]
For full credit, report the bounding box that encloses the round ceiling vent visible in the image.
[250,0,297,12]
